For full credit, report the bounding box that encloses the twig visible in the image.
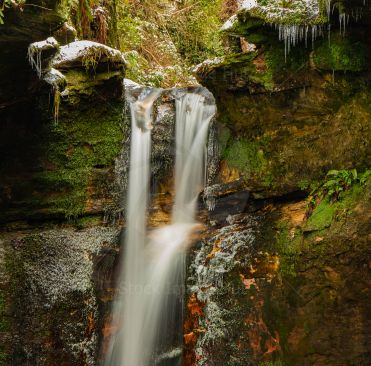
[22,3,52,11]
[140,46,162,66]
[169,1,200,17]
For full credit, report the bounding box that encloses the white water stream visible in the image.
[104,90,216,366]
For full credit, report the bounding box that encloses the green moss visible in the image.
[305,171,370,232]
[202,40,310,93]
[63,70,123,104]
[223,138,273,186]
[264,42,309,83]
[72,215,103,229]
[313,34,369,71]
[275,221,302,277]
[40,103,124,218]
[0,290,9,332]
[304,199,335,231]
[26,100,125,219]
[227,15,264,35]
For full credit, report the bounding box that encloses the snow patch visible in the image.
[52,40,126,69]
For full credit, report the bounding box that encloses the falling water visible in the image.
[104,90,216,366]
[104,86,162,366]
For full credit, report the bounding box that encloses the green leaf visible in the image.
[327,170,339,177]
[323,179,337,187]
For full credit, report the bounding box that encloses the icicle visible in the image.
[312,25,316,49]
[325,0,332,19]
[305,25,309,48]
[28,47,42,78]
[339,12,346,36]
[27,37,58,78]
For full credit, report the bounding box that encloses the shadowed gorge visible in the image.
[0,1,370,366]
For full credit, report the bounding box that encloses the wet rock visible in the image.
[185,213,261,365]
[185,181,371,365]
[0,224,121,366]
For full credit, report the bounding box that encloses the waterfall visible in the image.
[104,90,216,366]
[104,86,161,366]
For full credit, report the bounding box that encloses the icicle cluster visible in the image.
[276,24,324,60]
[273,0,370,58]
[27,37,59,78]
[339,12,347,35]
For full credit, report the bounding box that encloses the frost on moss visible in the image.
[188,215,259,365]
[52,40,127,71]
[222,0,326,31]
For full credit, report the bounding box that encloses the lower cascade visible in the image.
[104,88,216,366]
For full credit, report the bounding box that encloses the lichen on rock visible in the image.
[1,225,121,366]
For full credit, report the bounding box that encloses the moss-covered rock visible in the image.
[313,34,369,71]
[0,36,128,222]
[196,43,371,197]
[264,180,371,365]
[222,0,326,29]
[0,93,126,221]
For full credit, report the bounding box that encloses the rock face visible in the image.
[194,0,371,198]
[0,31,126,363]
[0,224,121,366]
[0,37,127,223]
[184,181,370,366]
[183,1,371,365]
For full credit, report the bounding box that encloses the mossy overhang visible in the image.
[220,0,371,40]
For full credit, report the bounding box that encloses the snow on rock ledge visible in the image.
[44,68,67,89]
[222,0,323,30]
[51,40,127,70]
[192,57,226,77]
